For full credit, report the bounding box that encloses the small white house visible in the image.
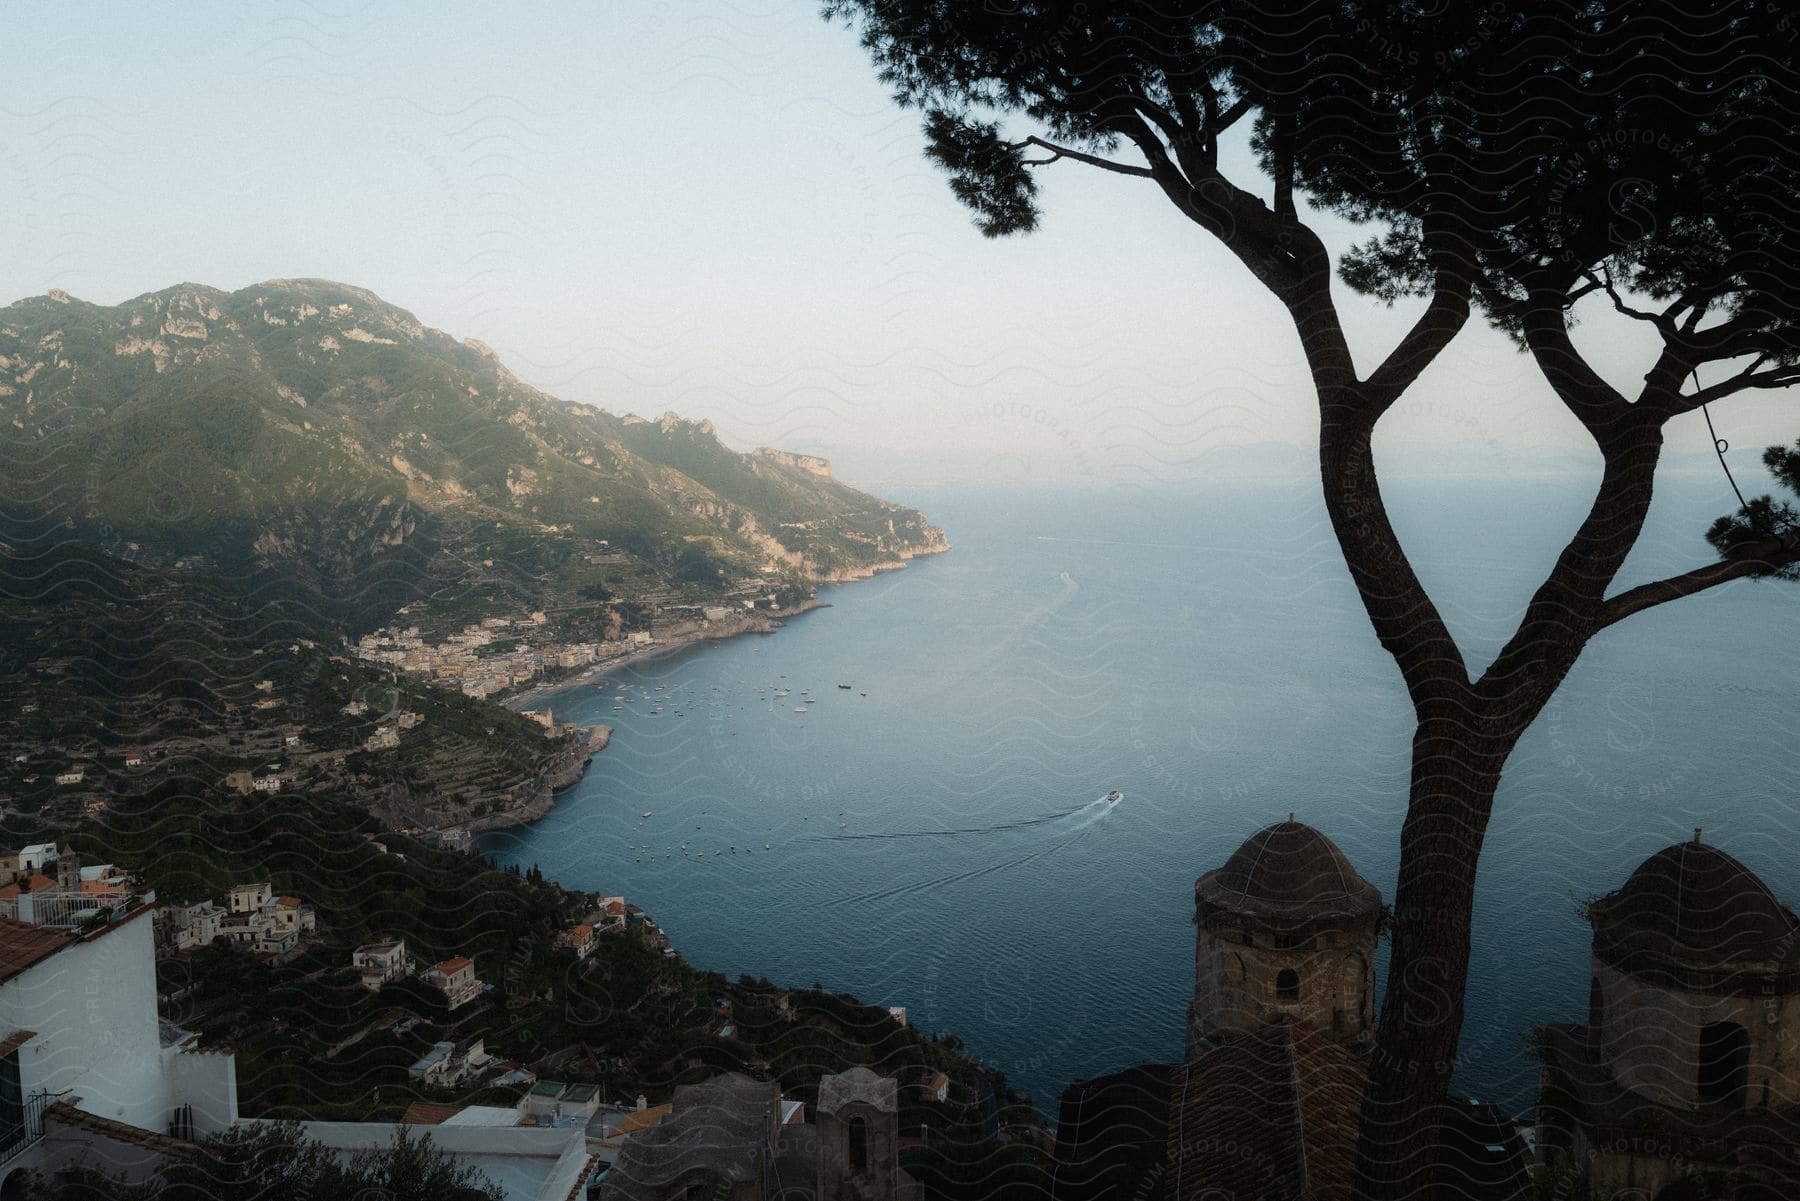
[352,940,413,991]
[17,845,55,874]
[226,883,270,914]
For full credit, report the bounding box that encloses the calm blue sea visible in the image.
[480,469,1800,1117]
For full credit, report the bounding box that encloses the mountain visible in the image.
[0,279,946,632]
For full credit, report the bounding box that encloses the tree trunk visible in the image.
[1343,415,1663,1198]
[1352,711,1516,1199]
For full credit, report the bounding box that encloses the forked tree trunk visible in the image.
[1337,407,1666,1199]
[1352,713,1517,1199]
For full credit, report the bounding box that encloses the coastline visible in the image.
[499,597,829,713]
[464,721,613,834]
[484,542,949,827]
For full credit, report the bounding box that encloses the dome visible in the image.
[1195,819,1381,920]
[1598,838,1798,963]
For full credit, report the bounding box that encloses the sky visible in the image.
[3,1,1793,491]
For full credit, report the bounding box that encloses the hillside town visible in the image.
[354,581,789,701]
[0,832,985,1200]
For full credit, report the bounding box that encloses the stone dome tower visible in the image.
[1187,817,1382,1058]
[1589,831,1800,1110]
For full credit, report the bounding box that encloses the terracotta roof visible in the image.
[611,1102,673,1139]
[1597,839,1798,963]
[603,1074,779,1194]
[44,1101,200,1158]
[0,874,59,900]
[434,956,473,974]
[0,918,76,983]
[560,1156,597,1201]
[1167,1024,1367,1201]
[0,1030,35,1057]
[1196,821,1381,921]
[568,923,592,938]
[275,896,302,907]
[401,1101,466,1125]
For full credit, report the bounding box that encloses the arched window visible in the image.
[1698,1021,1749,1105]
[1275,968,1300,1002]
[848,1114,868,1173]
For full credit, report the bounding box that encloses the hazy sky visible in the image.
[4,1,1792,490]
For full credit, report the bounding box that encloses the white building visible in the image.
[269,896,315,939]
[16,847,54,875]
[227,883,271,914]
[353,940,413,990]
[0,903,585,1200]
[161,902,225,951]
[0,903,239,1187]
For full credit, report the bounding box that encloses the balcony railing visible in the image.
[0,1090,58,1169]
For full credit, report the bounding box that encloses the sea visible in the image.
[479,466,1800,1118]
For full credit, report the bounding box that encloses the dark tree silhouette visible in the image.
[823,2,1800,1195]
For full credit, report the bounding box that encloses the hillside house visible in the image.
[53,772,83,786]
[555,924,595,961]
[217,909,273,949]
[160,902,224,952]
[269,896,315,938]
[407,1037,489,1088]
[227,883,271,914]
[422,956,484,1011]
[16,847,54,875]
[250,775,282,794]
[352,940,413,990]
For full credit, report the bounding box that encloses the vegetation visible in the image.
[0,278,943,639]
[0,544,564,833]
[10,1121,503,1201]
[824,1,1800,1195]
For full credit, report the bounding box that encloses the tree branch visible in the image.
[1659,363,1800,417]
[1598,530,1800,630]
[1520,293,1631,435]
[1363,237,1475,411]
[1015,135,1154,177]
[1592,266,1677,336]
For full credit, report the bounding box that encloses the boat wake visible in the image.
[825,792,1122,908]
[805,792,1121,843]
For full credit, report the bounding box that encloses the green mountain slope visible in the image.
[0,279,945,632]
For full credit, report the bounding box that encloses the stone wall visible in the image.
[1593,957,1800,1109]
[819,1101,899,1201]
[1188,914,1377,1057]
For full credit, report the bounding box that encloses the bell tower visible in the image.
[817,1066,899,1201]
[1189,815,1382,1058]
